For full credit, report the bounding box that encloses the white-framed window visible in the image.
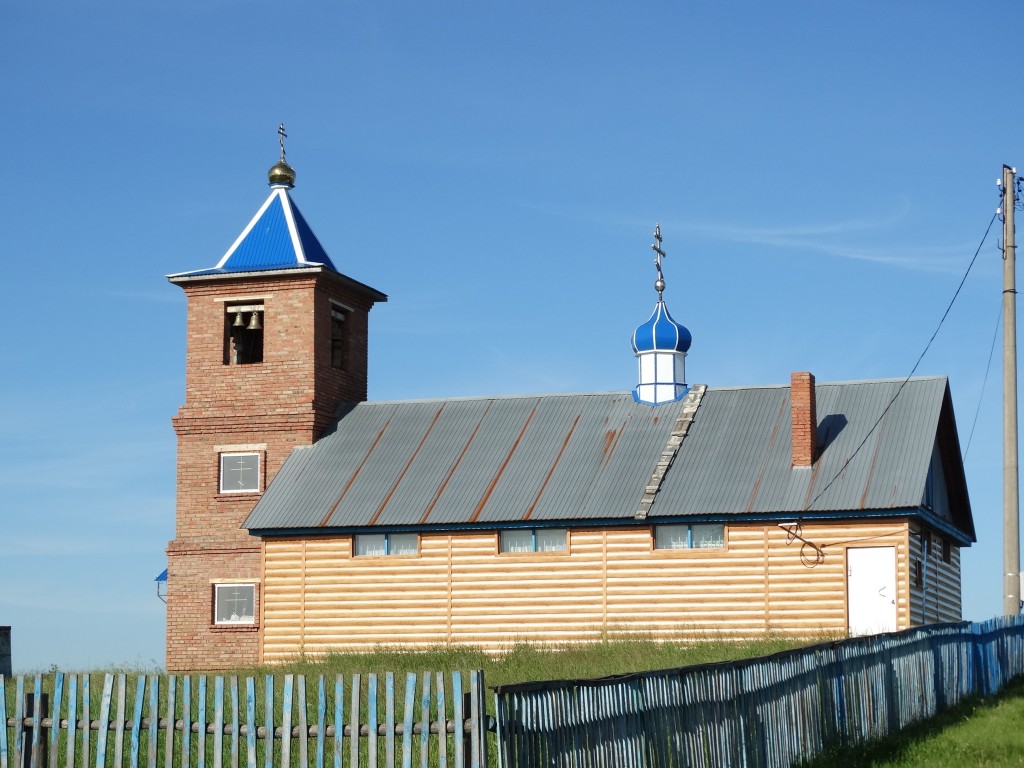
[354,532,419,556]
[498,528,568,553]
[213,583,256,625]
[220,452,260,494]
[654,523,725,550]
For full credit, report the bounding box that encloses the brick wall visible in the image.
[165,543,262,669]
[790,371,817,468]
[166,269,381,671]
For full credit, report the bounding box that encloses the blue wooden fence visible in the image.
[5,617,1024,768]
[0,670,489,768]
[492,615,1024,768]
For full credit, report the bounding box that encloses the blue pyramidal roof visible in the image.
[169,186,339,278]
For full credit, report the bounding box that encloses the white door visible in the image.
[847,546,897,635]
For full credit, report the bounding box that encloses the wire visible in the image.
[964,299,1002,459]
[808,211,998,508]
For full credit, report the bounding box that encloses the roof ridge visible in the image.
[708,374,947,392]
[351,390,636,406]
[344,375,949,406]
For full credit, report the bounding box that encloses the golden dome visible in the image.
[268,160,296,188]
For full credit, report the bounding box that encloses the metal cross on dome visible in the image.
[277,123,288,162]
[651,223,667,299]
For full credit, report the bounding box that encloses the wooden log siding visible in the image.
[493,615,1024,768]
[908,522,962,626]
[261,521,913,659]
[0,670,488,768]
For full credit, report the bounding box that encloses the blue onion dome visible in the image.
[632,299,692,354]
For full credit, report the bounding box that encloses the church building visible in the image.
[163,138,975,672]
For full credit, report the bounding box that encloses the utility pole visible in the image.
[1002,163,1021,615]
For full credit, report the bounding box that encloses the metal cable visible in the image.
[964,300,1002,459]
[809,211,998,508]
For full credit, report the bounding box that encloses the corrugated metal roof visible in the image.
[245,392,678,530]
[244,376,972,537]
[652,377,949,516]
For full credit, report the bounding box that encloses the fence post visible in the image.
[0,628,10,677]
[932,633,946,713]
[22,693,48,768]
[462,691,472,768]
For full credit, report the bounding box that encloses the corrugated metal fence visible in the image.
[1,670,488,768]
[493,616,1024,768]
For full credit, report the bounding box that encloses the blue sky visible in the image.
[3,1,1024,672]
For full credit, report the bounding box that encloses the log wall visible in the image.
[262,520,915,660]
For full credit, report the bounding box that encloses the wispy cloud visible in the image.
[508,197,992,274]
[676,217,972,273]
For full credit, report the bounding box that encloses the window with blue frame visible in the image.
[654,523,725,550]
[498,528,568,553]
[354,532,419,556]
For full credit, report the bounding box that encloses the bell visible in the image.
[232,311,245,327]
[247,311,263,331]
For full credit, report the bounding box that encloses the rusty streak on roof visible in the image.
[856,416,887,511]
[245,377,974,544]
[419,400,493,525]
[601,422,626,468]
[366,403,446,526]
[746,399,787,514]
[524,413,581,522]
[316,410,395,527]
[468,399,539,524]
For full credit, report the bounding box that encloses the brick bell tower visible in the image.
[164,130,386,671]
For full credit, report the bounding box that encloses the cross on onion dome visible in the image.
[277,123,288,162]
[651,223,667,299]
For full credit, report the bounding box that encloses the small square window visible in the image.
[535,529,567,552]
[214,583,255,625]
[655,525,690,550]
[220,453,260,494]
[389,533,419,555]
[654,524,725,550]
[498,530,533,553]
[498,529,568,553]
[692,524,725,549]
[354,532,419,556]
[355,533,386,556]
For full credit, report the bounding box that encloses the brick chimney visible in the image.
[791,371,817,467]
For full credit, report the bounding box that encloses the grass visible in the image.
[15,632,817,682]
[9,641,1024,767]
[3,635,814,768]
[6,634,814,722]
[251,632,811,687]
[797,675,1024,768]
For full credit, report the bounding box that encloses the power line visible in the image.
[964,299,1002,460]
[809,211,998,508]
